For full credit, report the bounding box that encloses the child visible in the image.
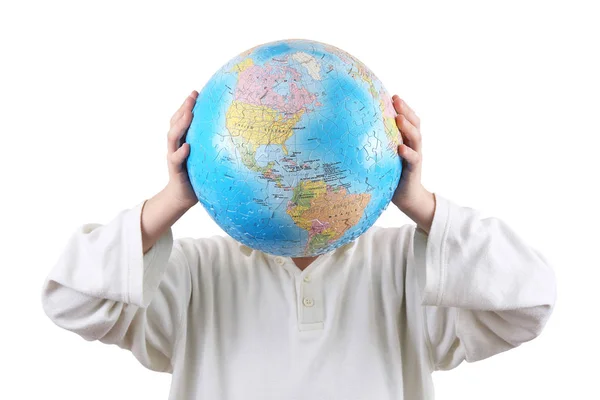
[41,91,557,399]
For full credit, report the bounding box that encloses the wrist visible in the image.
[395,187,436,233]
[393,185,429,211]
[163,183,197,212]
[141,187,191,254]
[146,187,192,232]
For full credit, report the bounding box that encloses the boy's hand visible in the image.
[165,90,199,209]
[391,95,435,233]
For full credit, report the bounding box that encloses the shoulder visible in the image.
[171,234,268,273]
[173,234,242,262]
[354,223,416,251]
[339,224,417,296]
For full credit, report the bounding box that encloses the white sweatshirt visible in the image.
[41,193,557,399]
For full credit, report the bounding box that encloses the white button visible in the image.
[303,297,314,307]
[275,257,284,265]
[303,275,311,283]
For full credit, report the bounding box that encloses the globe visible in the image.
[186,39,403,257]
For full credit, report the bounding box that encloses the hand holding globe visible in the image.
[139,91,200,255]
[164,90,200,210]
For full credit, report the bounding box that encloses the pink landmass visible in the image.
[235,63,318,114]
[310,220,330,235]
[380,89,397,118]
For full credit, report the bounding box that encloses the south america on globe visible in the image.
[186,39,403,257]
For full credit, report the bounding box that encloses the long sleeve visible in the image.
[40,201,192,373]
[409,193,557,371]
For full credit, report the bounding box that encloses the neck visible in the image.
[291,256,319,271]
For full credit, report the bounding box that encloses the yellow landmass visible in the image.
[384,116,401,151]
[379,98,402,153]
[297,180,328,199]
[230,58,254,73]
[287,180,328,230]
[321,227,336,237]
[225,101,303,170]
[287,205,311,230]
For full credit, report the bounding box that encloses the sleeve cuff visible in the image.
[414,192,452,306]
[125,200,174,308]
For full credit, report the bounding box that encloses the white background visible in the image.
[1,0,598,398]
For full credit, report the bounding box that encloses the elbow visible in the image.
[40,278,126,342]
[516,254,558,341]
[499,302,555,347]
[40,279,85,335]
[529,266,557,340]
[530,302,555,340]
[41,279,64,323]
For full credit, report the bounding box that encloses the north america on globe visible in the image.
[186,39,403,257]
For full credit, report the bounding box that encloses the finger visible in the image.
[170,108,184,126]
[168,143,190,173]
[392,95,420,129]
[398,144,421,167]
[392,95,415,119]
[168,109,192,152]
[395,114,422,153]
[170,94,197,126]
[167,110,192,154]
[170,91,199,126]
[179,90,199,109]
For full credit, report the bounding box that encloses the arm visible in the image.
[41,198,192,372]
[409,193,556,370]
[142,186,191,254]
[41,91,200,372]
[390,95,556,370]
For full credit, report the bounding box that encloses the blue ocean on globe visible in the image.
[186,39,403,257]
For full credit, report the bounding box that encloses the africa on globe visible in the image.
[185,39,403,257]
